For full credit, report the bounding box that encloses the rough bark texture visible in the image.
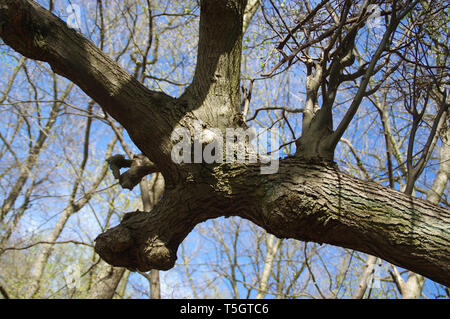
[1,0,449,289]
[95,159,450,286]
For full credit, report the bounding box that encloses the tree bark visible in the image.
[94,159,450,286]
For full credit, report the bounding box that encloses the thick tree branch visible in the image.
[95,158,450,287]
[329,1,420,150]
[181,0,246,130]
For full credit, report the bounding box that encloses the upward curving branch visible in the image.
[180,0,246,130]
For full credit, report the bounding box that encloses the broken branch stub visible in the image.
[106,154,158,190]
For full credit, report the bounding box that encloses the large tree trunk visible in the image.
[1,0,449,289]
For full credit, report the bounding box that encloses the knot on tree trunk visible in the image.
[94,212,177,271]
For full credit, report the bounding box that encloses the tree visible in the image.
[0,0,448,293]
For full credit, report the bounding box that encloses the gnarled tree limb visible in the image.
[95,158,450,286]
